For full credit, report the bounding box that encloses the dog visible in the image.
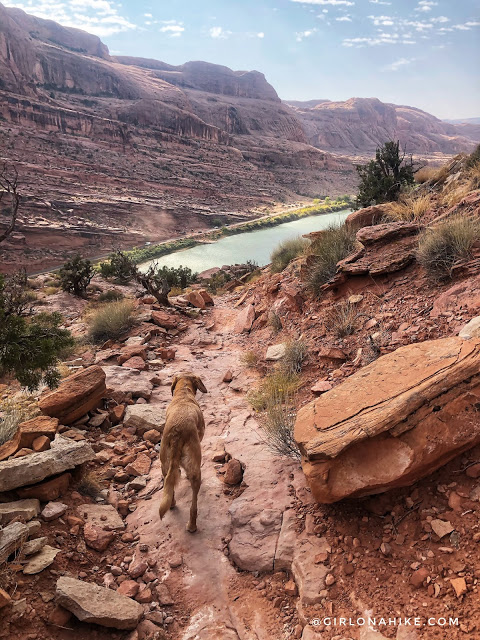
[158,372,207,533]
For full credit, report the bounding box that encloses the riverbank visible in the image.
[117,200,351,266]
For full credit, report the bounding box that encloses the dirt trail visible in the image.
[126,305,303,639]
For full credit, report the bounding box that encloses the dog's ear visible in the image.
[194,376,207,394]
[171,375,179,395]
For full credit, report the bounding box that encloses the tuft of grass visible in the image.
[268,310,282,334]
[304,224,357,296]
[385,193,433,222]
[43,286,59,296]
[98,289,124,303]
[415,166,443,184]
[417,216,480,281]
[0,398,39,446]
[77,469,106,498]
[325,300,360,338]
[88,300,135,343]
[270,237,309,273]
[260,397,300,460]
[282,339,307,374]
[241,350,260,368]
[248,371,301,412]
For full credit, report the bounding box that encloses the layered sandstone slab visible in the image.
[39,366,106,424]
[295,337,480,503]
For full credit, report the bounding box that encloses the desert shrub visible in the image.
[100,251,135,284]
[98,289,124,303]
[268,310,282,333]
[270,237,308,273]
[356,141,416,208]
[88,300,135,343]
[466,143,480,169]
[282,339,307,374]
[77,469,106,498]
[304,224,357,295]
[325,300,360,337]
[417,217,480,281]
[385,193,433,222]
[0,275,74,390]
[60,254,95,297]
[248,371,301,412]
[260,398,300,460]
[0,398,38,446]
[241,350,260,368]
[154,265,198,289]
[415,166,442,184]
[43,286,59,296]
[206,270,232,294]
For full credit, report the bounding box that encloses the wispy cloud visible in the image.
[5,0,137,37]
[369,0,391,4]
[382,57,416,71]
[295,28,317,41]
[336,15,352,22]
[415,0,438,12]
[160,22,184,37]
[209,26,231,39]
[290,0,354,5]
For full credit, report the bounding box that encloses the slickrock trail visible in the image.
[126,305,302,640]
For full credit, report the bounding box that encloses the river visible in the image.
[138,209,351,273]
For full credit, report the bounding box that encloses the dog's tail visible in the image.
[159,434,182,520]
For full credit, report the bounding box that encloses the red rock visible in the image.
[12,447,33,458]
[410,568,429,588]
[117,346,147,365]
[318,347,347,362]
[450,577,467,598]
[284,579,297,596]
[32,435,51,452]
[0,415,58,462]
[466,463,480,479]
[39,366,106,425]
[155,583,174,606]
[311,381,332,395]
[143,429,162,444]
[110,404,126,425]
[223,370,233,383]
[84,522,115,551]
[234,304,255,334]
[157,348,176,361]
[345,204,388,229]
[17,473,71,501]
[48,605,72,626]
[128,562,148,579]
[125,453,151,477]
[223,458,243,485]
[186,290,206,309]
[151,311,177,330]
[198,289,214,305]
[0,588,11,609]
[141,296,156,304]
[117,580,140,598]
[135,587,153,604]
[122,356,148,371]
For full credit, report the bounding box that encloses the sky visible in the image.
[5,0,480,119]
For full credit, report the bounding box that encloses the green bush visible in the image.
[270,237,308,273]
[417,217,480,281]
[60,255,95,297]
[304,224,357,295]
[100,251,136,284]
[88,300,135,343]
[98,289,124,303]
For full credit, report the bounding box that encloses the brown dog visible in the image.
[158,373,207,533]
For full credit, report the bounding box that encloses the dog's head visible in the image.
[171,372,208,396]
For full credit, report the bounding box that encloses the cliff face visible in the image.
[288,97,477,155]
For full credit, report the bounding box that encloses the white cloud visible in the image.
[209,26,231,39]
[382,57,416,71]
[430,16,449,23]
[336,15,352,21]
[415,0,438,12]
[160,23,184,37]
[369,0,391,4]
[144,13,152,18]
[257,32,265,38]
[295,28,317,41]
[290,0,354,5]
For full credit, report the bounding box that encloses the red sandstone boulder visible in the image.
[345,204,389,230]
[151,311,177,330]
[198,289,214,305]
[295,337,480,503]
[0,416,58,462]
[39,366,106,425]
[185,290,206,309]
[234,304,255,333]
[117,346,147,365]
[121,356,148,371]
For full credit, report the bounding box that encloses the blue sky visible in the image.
[6,0,480,119]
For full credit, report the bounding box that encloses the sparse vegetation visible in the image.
[282,339,307,374]
[77,469,106,498]
[98,289,124,302]
[60,254,95,297]
[248,370,301,412]
[356,141,416,208]
[304,223,357,295]
[0,397,38,446]
[88,299,135,343]
[100,251,136,284]
[241,350,260,368]
[260,398,300,460]
[414,165,442,184]
[384,192,433,222]
[268,310,282,333]
[270,237,308,273]
[417,216,480,281]
[325,300,360,337]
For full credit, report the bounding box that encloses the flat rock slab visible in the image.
[56,576,143,630]
[123,404,166,435]
[79,504,125,530]
[0,521,28,563]
[292,536,330,606]
[0,499,40,525]
[0,435,95,492]
[295,337,480,503]
[23,536,47,556]
[103,366,154,400]
[23,545,60,574]
[41,502,68,521]
[459,316,480,339]
[39,365,106,425]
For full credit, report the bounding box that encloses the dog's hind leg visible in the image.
[186,470,201,533]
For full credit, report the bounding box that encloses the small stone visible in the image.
[410,568,429,588]
[41,502,67,522]
[222,370,233,383]
[23,545,60,574]
[117,581,140,598]
[0,588,11,609]
[284,579,297,596]
[169,555,182,569]
[23,537,47,556]
[84,523,115,551]
[325,574,336,587]
[48,605,72,626]
[143,430,161,444]
[431,519,454,539]
[32,436,51,452]
[223,458,243,485]
[128,561,147,579]
[450,577,467,598]
[466,463,480,479]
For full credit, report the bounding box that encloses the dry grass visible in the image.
[248,371,301,412]
[260,397,300,460]
[241,350,260,368]
[268,310,282,334]
[415,166,442,184]
[441,183,473,209]
[88,299,135,343]
[0,398,39,446]
[417,216,480,281]
[270,237,309,273]
[282,339,307,374]
[77,469,107,498]
[385,193,433,222]
[305,224,357,295]
[43,286,59,296]
[325,300,360,337]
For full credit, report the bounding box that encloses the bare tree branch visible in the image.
[0,162,20,244]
